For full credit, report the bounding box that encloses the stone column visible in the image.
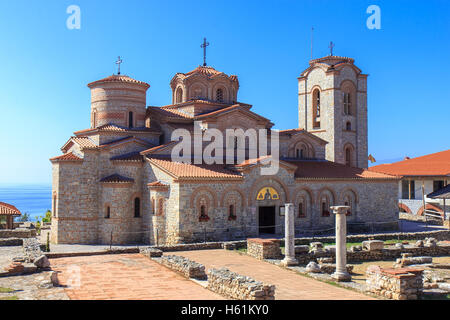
[281,203,298,266]
[330,205,351,282]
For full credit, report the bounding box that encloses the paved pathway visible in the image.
[49,254,222,300]
[175,249,375,300]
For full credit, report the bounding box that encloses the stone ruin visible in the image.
[1,238,50,277]
[207,267,275,300]
[366,265,424,300]
[139,247,163,258]
[247,238,281,260]
[159,255,207,280]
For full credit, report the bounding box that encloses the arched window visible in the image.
[198,198,209,221]
[216,88,224,102]
[345,147,352,166]
[128,111,134,128]
[346,121,352,131]
[176,87,183,103]
[343,92,351,115]
[321,197,330,217]
[151,197,155,214]
[296,144,308,159]
[134,197,141,218]
[228,204,236,220]
[157,198,164,216]
[92,112,97,128]
[312,89,321,128]
[298,200,306,218]
[105,206,111,219]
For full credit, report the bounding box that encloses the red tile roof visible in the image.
[99,174,134,183]
[74,124,160,136]
[147,181,169,188]
[110,152,143,162]
[147,157,243,181]
[147,106,193,119]
[0,202,21,216]
[87,75,150,89]
[185,66,223,77]
[278,128,328,144]
[286,160,397,180]
[279,128,305,135]
[369,149,450,177]
[72,136,97,149]
[140,141,179,155]
[50,152,83,162]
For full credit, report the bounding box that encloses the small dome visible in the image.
[185,65,223,77]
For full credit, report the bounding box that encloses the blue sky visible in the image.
[0,0,449,184]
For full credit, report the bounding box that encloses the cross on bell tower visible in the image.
[328,41,335,56]
[116,56,123,75]
[200,38,210,66]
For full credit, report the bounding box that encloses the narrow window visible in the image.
[216,88,224,102]
[176,87,183,103]
[105,206,110,219]
[128,111,134,128]
[298,202,306,218]
[92,112,97,128]
[346,121,351,131]
[343,92,351,115]
[134,197,141,218]
[158,198,164,216]
[228,204,236,220]
[53,194,57,218]
[345,147,352,166]
[312,89,321,128]
[321,199,330,217]
[151,197,155,214]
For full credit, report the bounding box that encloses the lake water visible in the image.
[0,184,52,222]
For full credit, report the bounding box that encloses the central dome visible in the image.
[170,65,239,105]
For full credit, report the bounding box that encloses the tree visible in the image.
[42,210,52,224]
[18,212,30,222]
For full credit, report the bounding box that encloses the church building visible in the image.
[50,53,399,245]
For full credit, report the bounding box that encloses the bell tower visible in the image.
[298,54,368,169]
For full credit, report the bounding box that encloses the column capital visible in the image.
[330,205,350,215]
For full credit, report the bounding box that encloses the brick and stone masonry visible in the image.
[50,55,400,245]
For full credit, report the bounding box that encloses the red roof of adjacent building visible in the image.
[0,202,21,216]
[369,149,450,177]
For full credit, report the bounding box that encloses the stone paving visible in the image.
[175,249,376,300]
[49,254,222,300]
[0,271,69,300]
[0,246,21,270]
